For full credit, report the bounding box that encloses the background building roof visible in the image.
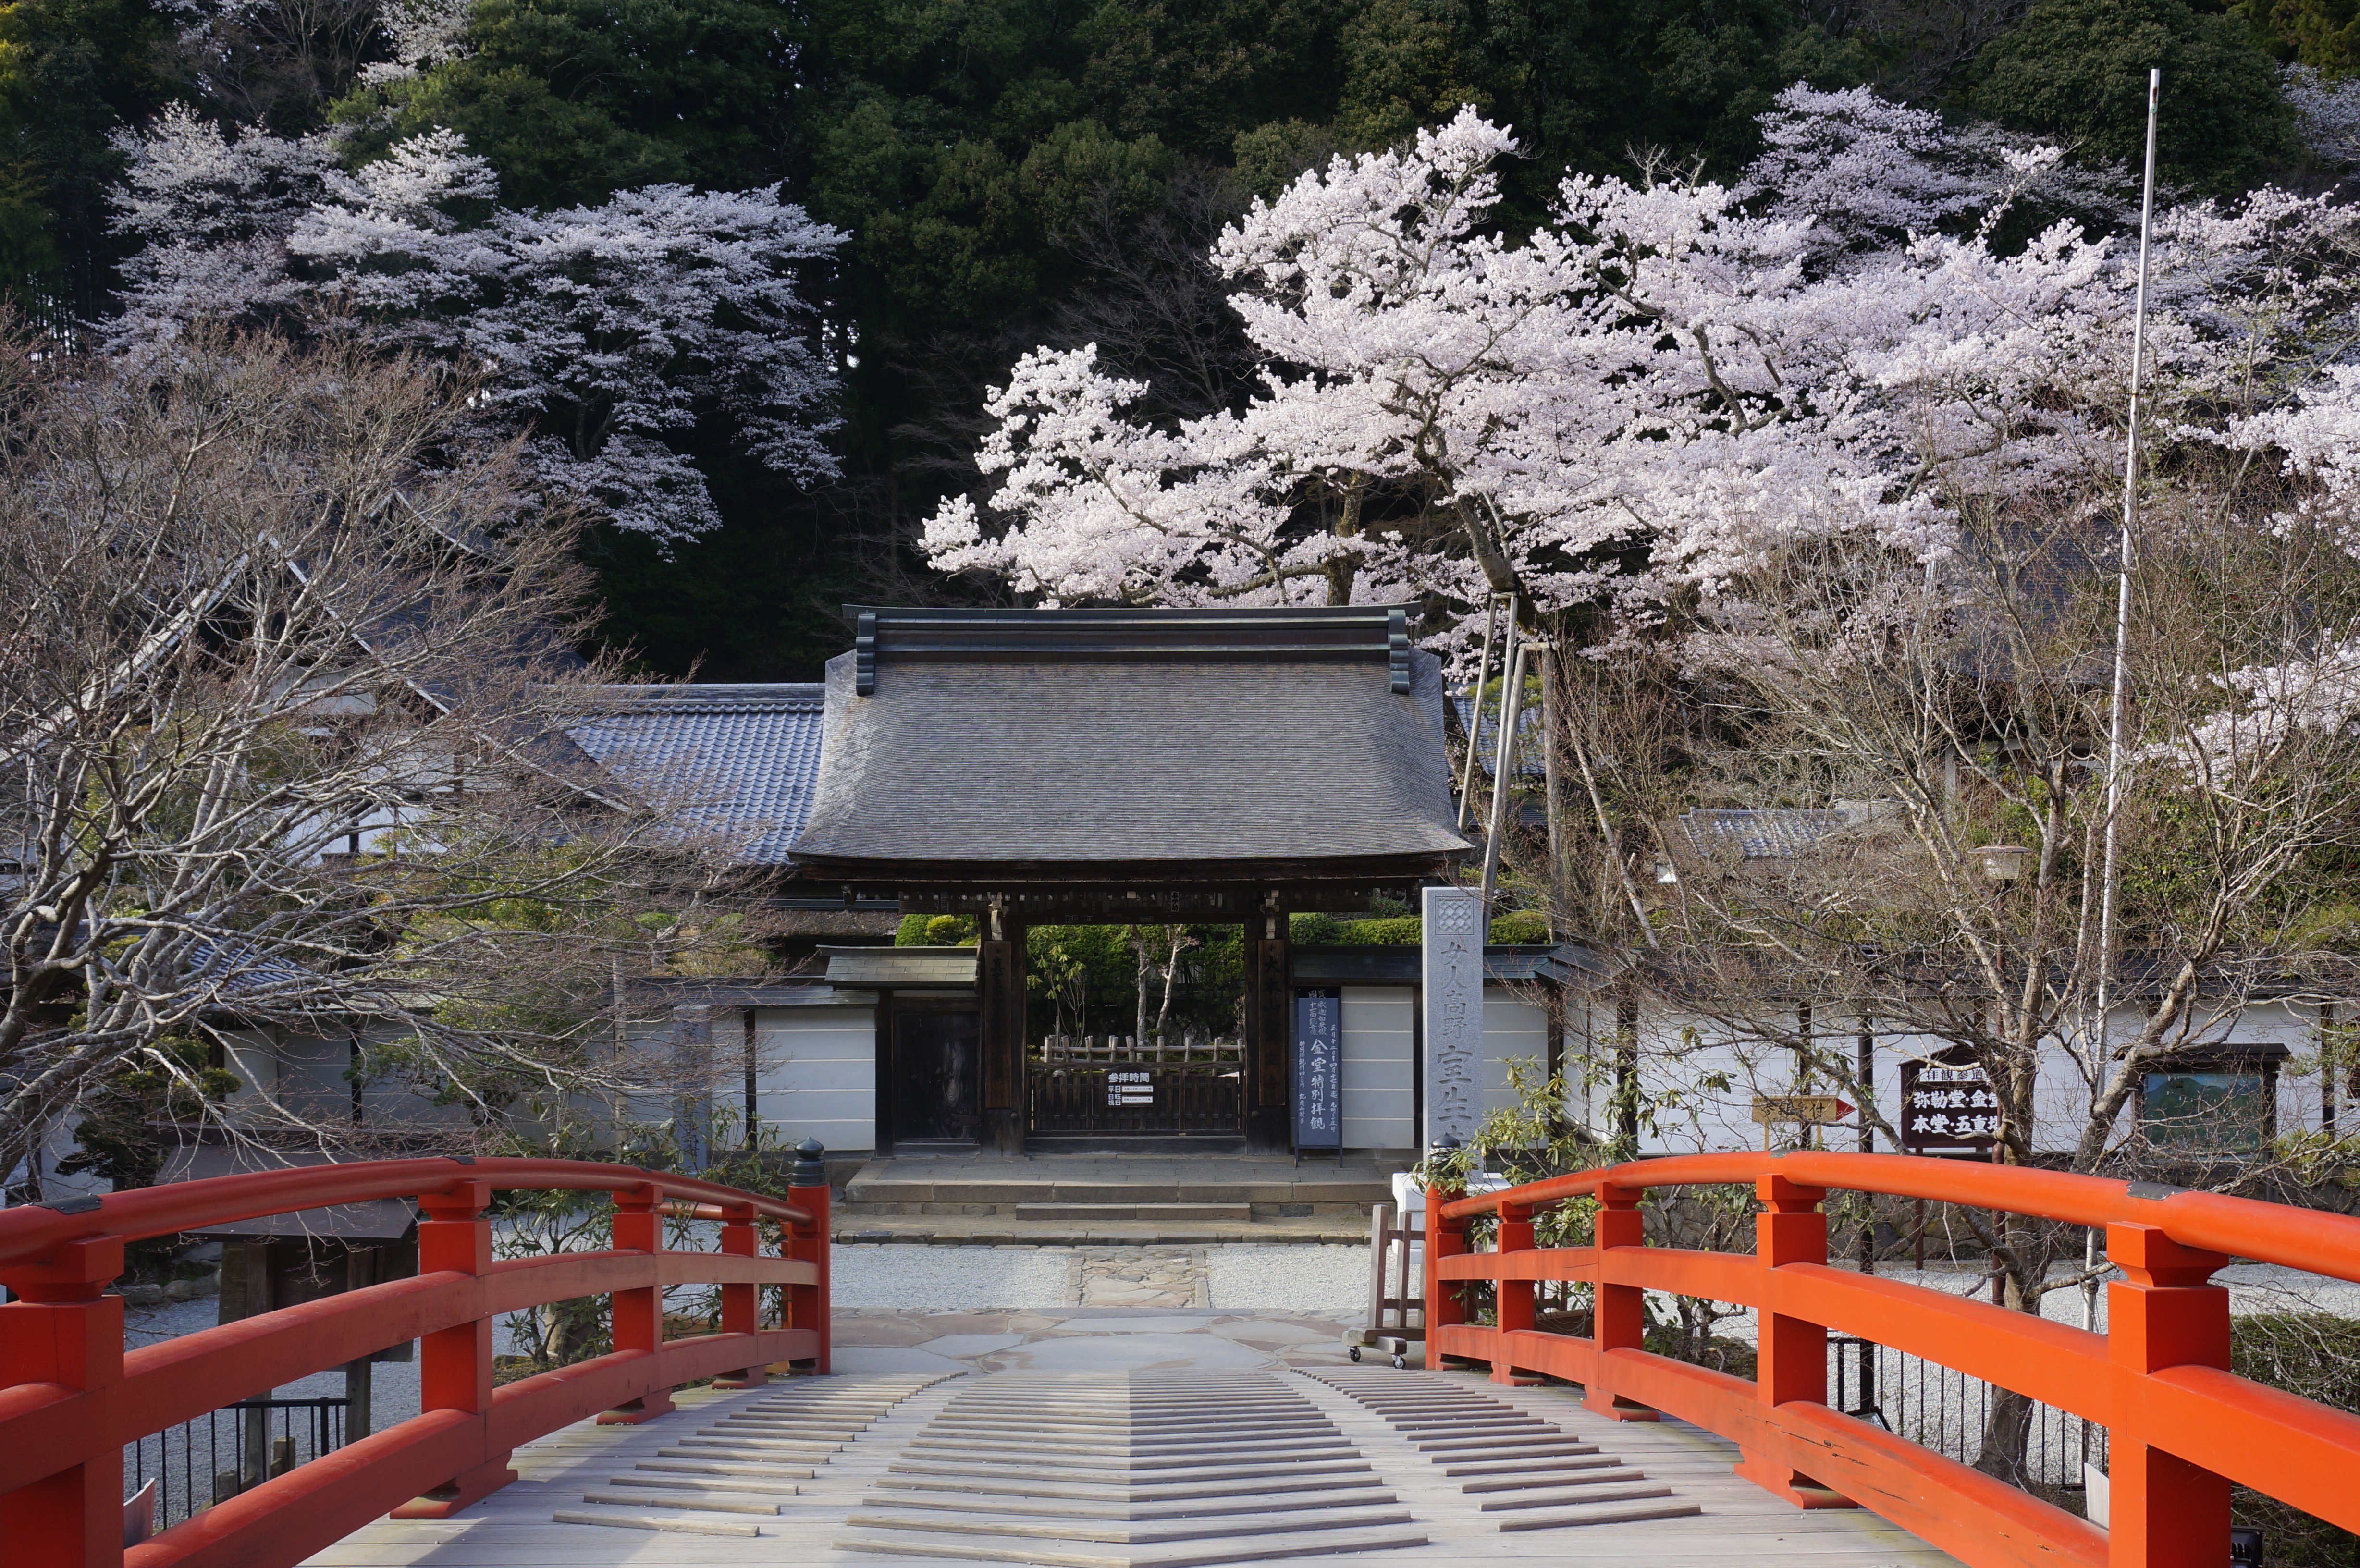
[790,607,1470,872]
[568,684,824,863]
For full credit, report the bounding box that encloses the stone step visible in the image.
[1413,1433,1591,1454]
[876,1472,1385,1503]
[638,1458,816,1479]
[552,1507,760,1537]
[889,1455,1368,1482]
[867,1489,1401,1522]
[903,1441,1360,1465]
[833,1524,1430,1568]
[1461,1468,1650,1494]
[579,1488,782,1516]
[842,1176,1392,1207]
[922,1418,1335,1438]
[1475,1483,1674,1511]
[1493,1499,1703,1531]
[1012,1203,1253,1221]
[602,1474,802,1496]
[842,1506,1415,1545]
[1436,1451,1610,1475]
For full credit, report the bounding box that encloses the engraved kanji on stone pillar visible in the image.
[1422,885,1484,1150]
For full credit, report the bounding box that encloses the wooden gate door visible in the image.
[886,1008,981,1146]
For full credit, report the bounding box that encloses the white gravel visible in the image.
[1203,1245,1365,1314]
[831,1244,1076,1309]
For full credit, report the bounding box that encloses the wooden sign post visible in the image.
[1751,1093,1856,1151]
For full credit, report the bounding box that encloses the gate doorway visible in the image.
[1025,923,1246,1142]
[884,1005,981,1147]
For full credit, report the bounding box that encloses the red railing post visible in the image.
[391,1179,515,1519]
[787,1142,831,1375]
[601,1181,676,1422]
[1491,1200,1536,1384]
[2106,1221,2231,1568]
[712,1200,766,1390]
[1421,1181,1467,1370]
[0,1235,125,1568]
[1585,1181,1657,1420]
[1738,1172,1848,1506]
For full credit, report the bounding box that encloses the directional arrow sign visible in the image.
[1750,1094,1856,1125]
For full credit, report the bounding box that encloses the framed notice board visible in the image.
[1293,988,1343,1150]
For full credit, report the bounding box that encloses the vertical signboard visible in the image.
[1422,885,1484,1150]
[1292,989,1343,1149]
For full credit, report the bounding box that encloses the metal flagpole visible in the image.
[2088,66,2162,1332]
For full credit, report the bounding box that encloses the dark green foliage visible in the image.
[1283,911,1550,944]
[1970,0,2299,192]
[331,0,800,210]
[0,0,172,314]
[56,1036,242,1190]
[2227,1313,2360,1567]
[2257,0,2360,71]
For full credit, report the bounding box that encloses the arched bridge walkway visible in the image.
[4,1152,2358,1568]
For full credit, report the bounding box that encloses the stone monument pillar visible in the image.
[1422,885,1484,1150]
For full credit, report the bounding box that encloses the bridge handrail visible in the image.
[1436,1149,2360,1283]
[0,1155,812,1267]
[1423,1150,2360,1568]
[0,1155,831,1568]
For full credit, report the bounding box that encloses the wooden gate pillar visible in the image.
[1243,895,1291,1152]
[978,905,1029,1154]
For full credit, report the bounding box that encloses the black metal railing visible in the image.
[1831,1336,2106,1498]
[123,1396,351,1531]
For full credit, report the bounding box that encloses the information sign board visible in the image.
[1901,1062,2001,1152]
[1293,988,1343,1149]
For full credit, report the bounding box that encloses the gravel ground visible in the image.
[827,1242,1367,1312]
[831,1244,1076,1309]
[1203,1244,1365,1313]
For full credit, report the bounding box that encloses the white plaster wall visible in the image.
[753,1006,876,1153]
[1481,987,1549,1121]
[1582,997,2340,1160]
[1340,986,1414,1150]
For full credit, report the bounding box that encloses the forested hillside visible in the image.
[0,0,2336,676]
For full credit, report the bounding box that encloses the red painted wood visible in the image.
[1421,1150,2360,1568]
[0,1157,830,1568]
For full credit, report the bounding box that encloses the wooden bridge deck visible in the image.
[302,1368,1961,1568]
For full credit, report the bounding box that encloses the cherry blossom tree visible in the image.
[107,115,844,543]
[928,96,2360,653]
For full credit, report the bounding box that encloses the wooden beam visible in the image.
[976,911,1028,1155]
[1243,899,1292,1154]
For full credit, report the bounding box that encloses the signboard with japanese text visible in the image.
[1421,886,1485,1149]
[1106,1069,1155,1108]
[1902,1062,2001,1152]
[1292,988,1343,1149]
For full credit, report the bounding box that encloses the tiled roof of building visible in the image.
[1680,807,1864,860]
[791,607,1470,870]
[568,684,825,864]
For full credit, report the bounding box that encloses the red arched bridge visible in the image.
[4,1150,2359,1568]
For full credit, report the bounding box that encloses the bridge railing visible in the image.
[0,1152,831,1568]
[1426,1151,2360,1568]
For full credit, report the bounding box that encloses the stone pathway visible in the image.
[1072,1249,1213,1308]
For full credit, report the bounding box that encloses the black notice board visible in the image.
[1293,988,1343,1149]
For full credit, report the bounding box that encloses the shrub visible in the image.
[2228,1312,2360,1567]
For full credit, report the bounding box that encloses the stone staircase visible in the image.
[836,1155,1402,1246]
[834,1372,1426,1566]
[549,1375,949,1537]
